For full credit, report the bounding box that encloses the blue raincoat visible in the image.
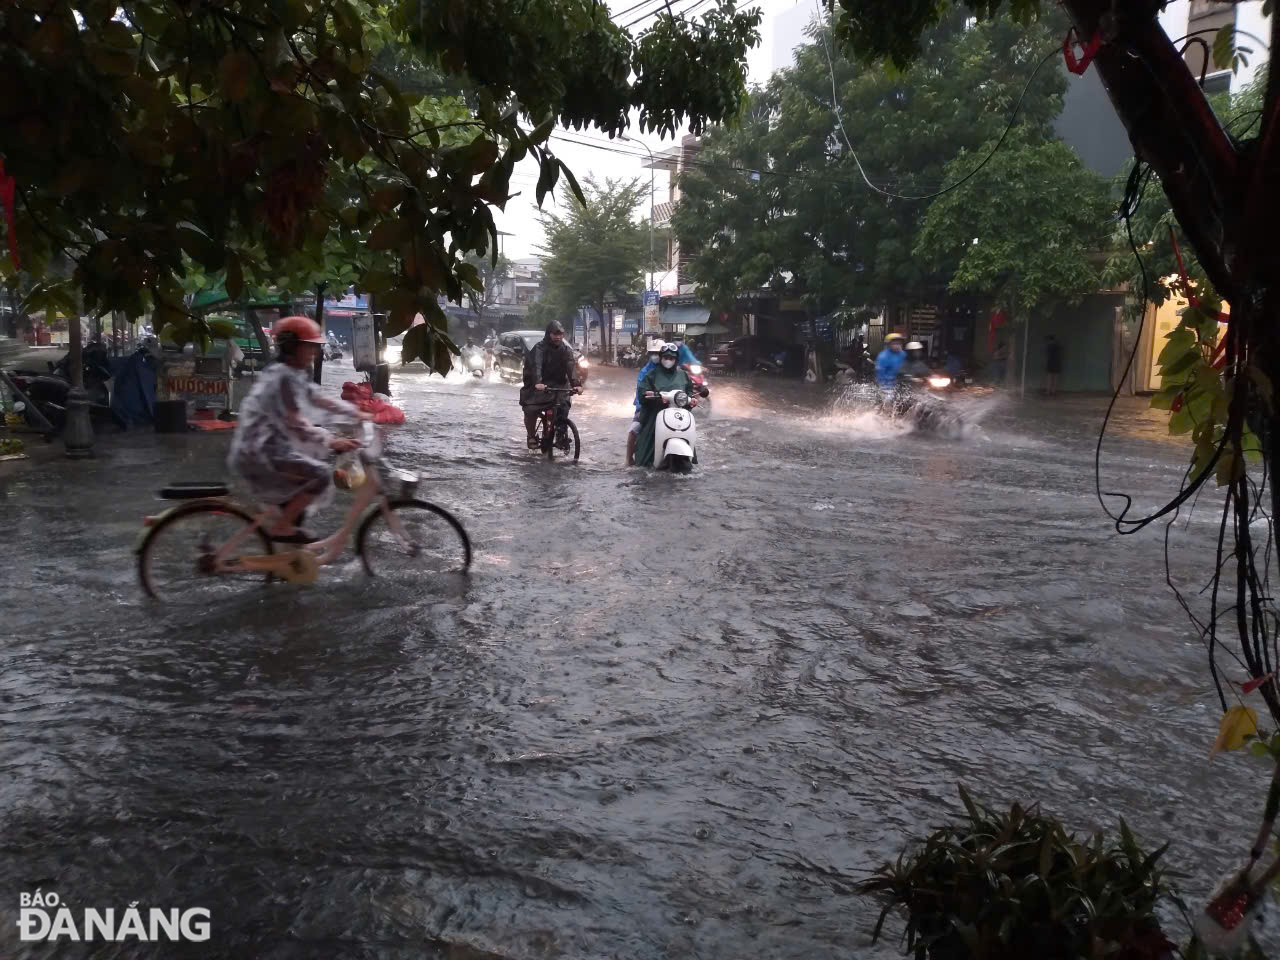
[875,346,906,390]
[634,360,657,412]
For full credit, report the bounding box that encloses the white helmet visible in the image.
[647,339,665,354]
[906,341,924,351]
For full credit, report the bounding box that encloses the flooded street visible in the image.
[0,364,1255,958]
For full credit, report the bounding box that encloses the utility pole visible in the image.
[621,134,656,292]
[62,307,94,458]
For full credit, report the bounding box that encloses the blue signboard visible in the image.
[621,316,639,333]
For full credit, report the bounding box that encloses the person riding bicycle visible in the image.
[520,320,580,448]
[227,315,368,543]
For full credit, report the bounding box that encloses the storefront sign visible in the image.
[164,374,229,410]
[352,314,377,370]
[643,291,660,333]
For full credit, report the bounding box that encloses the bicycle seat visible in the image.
[159,482,230,500]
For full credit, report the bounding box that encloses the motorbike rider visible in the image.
[902,340,930,379]
[520,319,580,448]
[875,332,907,391]
[228,315,369,542]
[633,342,701,468]
[625,339,665,465]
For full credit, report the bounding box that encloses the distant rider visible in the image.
[626,339,664,465]
[902,340,930,379]
[875,332,907,391]
[521,320,580,448]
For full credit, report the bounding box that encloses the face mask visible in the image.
[661,358,676,369]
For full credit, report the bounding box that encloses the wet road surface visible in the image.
[0,363,1254,957]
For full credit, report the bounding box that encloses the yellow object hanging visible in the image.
[1212,705,1259,756]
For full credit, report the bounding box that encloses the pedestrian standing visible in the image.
[1045,334,1063,397]
[990,339,1009,386]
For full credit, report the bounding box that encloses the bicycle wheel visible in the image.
[357,498,472,580]
[138,502,273,603]
[545,417,580,462]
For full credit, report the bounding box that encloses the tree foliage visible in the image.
[537,177,652,355]
[672,10,1067,318]
[0,0,761,368]
[915,134,1110,319]
[463,248,512,327]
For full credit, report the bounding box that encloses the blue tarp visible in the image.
[109,351,157,428]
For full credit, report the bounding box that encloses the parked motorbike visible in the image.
[649,387,708,474]
[8,343,120,433]
[835,350,875,384]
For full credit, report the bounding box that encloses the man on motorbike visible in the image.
[625,339,664,465]
[228,316,369,542]
[520,320,580,448]
[875,332,907,391]
[633,342,701,468]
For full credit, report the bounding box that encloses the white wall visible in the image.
[1234,0,1271,92]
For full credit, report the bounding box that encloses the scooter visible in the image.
[683,361,710,414]
[463,346,486,378]
[650,387,708,474]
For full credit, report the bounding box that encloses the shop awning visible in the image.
[684,320,730,337]
[660,304,709,328]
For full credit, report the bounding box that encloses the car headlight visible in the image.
[927,376,952,389]
[687,364,703,375]
[577,357,589,368]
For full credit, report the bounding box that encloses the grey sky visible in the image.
[493,0,811,260]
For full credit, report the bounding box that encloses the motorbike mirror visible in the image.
[699,387,710,398]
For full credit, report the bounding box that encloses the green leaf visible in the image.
[208,319,237,340]
[1169,406,1195,436]
[536,154,560,208]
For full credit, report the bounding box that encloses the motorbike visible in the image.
[7,342,120,433]
[683,361,710,414]
[835,350,875,384]
[619,345,641,368]
[881,370,962,432]
[648,386,709,474]
[462,346,486,379]
[324,337,345,361]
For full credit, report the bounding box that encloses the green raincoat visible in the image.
[634,364,695,468]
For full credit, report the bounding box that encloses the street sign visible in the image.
[163,372,229,411]
[643,291,660,333]
[352,314,377,370]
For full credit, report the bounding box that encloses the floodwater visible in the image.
[0,362,1261,958]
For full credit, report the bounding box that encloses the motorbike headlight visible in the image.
[687,364,703,375]
[577,357,589,368]
[928,376,952,389]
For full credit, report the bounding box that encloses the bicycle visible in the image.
[532,385,581,462]
[136,422,471,603]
